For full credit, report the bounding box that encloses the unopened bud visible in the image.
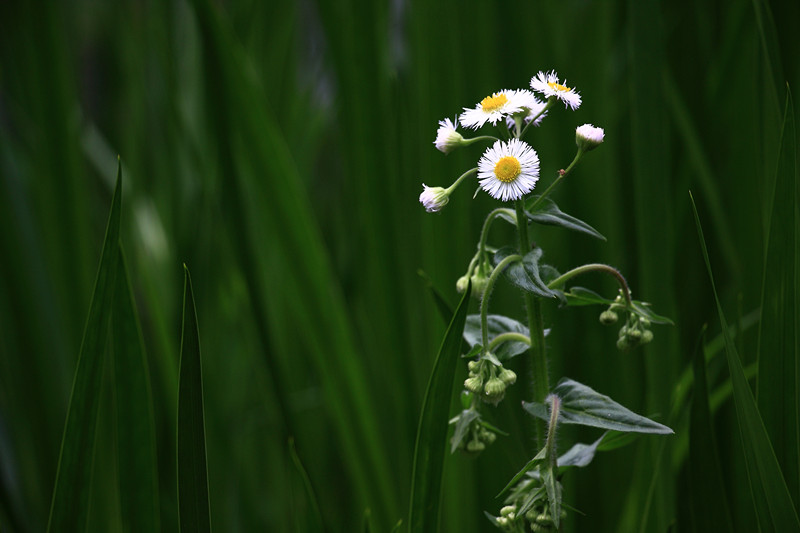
[464,376,483,393]
[456,275,469,294]
[599,310,618,325]
[641,329,654,344]
[498,368,517,385]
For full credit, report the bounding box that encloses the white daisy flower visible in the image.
[477,139,540,202]
[505,90,549,129]
[419,184,450,212]
[530,70,582,110]
[575,123,605,151]
[433,117,463,153]
[459,89,528,129]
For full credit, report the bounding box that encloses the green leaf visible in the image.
[556,434,606,470]
[289,437,324,533]
[47,163,121,533]
[177,266,212,533]
[523,378,674,434]
[524,195,606,241]
[688,332,734,532]
[691,191,800,530]
[463,314,531,361]
[497,447,546,498]
[408,282,471,533]
[541,464,561,528]
[449,409,480,453]
[562,287,673,325]
[494,247,559,300]
[112,247,160,532]
[756,88,798,507]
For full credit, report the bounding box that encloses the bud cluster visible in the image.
[598,291,654,351]
[491,500,567,532]
[464,358,517,405]
[456,255,492,299]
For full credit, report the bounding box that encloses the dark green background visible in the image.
[1,0,798,531]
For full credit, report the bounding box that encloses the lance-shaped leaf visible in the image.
[523,195,605,240]
[523,378,674,434]
[494,247,559,300]
[47,164,121,533]
[556,433,606,470]
[408,283,471,532]
[463,314,530,361]
[449,409,480,453]
[177,266,212,533]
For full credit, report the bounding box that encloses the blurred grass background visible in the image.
[0,0,798,531]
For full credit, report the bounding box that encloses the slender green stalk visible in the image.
[445,167,478,194]
[547,263,632,306]
[480,254,523,351]
[514,199,548,447]
[462,136,501,146]
[487,332,531,352]
[526,149,584,214]
[478,208,514,262]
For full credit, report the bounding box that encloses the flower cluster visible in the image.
[420,70,603,208]
[464,358,517,405]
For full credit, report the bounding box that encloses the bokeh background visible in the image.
[1,0,798,531]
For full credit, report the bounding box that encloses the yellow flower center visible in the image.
[481,93,508,112]
[547,81,571,92]
[494,156,521,183]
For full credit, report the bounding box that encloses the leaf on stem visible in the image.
[463,314,530,361]
[524,195,606,241]
[522,378,674,434]
[494,247,559,300]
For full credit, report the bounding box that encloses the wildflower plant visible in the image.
[418,70,674,531]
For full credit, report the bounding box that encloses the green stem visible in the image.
[515,199,549,447]
[444,167,478,194]
[547,263,632,306]
[462,135,500,146]
[480,254,522,352]
[519,97,556,139]
[526,149,584,214]
[478,208,514,262]
[487,332,531,352]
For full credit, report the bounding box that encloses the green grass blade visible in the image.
[177,266,212,533]
[46,163,122,532]
[408,282,471,533]
[757,88,799,508]
[691,191,800,531]
[688,330,734,532]
[288,437,324,533]
[112,246,160,532]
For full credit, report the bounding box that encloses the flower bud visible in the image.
[466,439,485,452]
[575,123,605,152]
[616,336,630,351]
[627,328,642,341]
[419,184,450,213]
[467,360,480,373]
[599,310,618,325]
[483,377,506,404]
[498,367,517,385]
[641,329,654,344]
[500,505,517,517]
[470,273,490,299]
[433,118,464,154]
[456,275,469,294]
[496,516,508,527]
[464,376,483,394]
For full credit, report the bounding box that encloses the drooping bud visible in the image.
[419,184,450,213]
[599,310,618,325]
[498,367,517,385]
[456,275,469,294]
[464,376,483,394]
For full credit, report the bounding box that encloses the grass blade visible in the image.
[177,266,212,533]
[688,330,733,532]
[408,282,471,532]
[691,191,800,531]
[46,163,122,532]
[757,88,798,508]
[112,246,160,532]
